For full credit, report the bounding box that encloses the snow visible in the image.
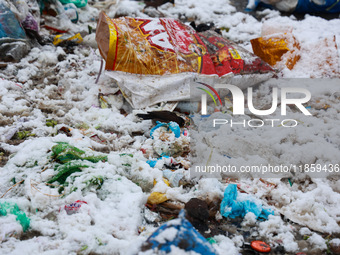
[153,227,178,243]
[0,0,340,254]
[308,233,328,250]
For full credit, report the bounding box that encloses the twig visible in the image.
[0,180,25,199]
[30,180,66,198]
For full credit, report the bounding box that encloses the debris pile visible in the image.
[0,0,340,254]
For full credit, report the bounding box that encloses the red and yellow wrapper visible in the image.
[96,11,220,76]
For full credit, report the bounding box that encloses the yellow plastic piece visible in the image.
[53,33,83,46]
[147,192,168,205]
[153,178,170,187]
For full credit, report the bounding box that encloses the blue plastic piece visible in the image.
[245,0,261,11]
[0,3,26,40]
[220,184,274,220]
[150,121,181,139]
[248,0,340,13]
[146,156,170,168]
[146,159,157,167]
[145,210,217,254]
[295,0,340,13]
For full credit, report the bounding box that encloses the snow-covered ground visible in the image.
[1,0,340,254]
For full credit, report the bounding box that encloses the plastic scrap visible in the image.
[251,32,300,70]
[0,2,26,40]
[53,33,83,46]
[9,0,40,33]
[84,176,104,190]
[207,237,217,244]
[0,202,30,232]
[52,142,108,163]
[163,169,184,187]
[96,12,273,76]
[48,160,89,184]
[220,184,274,220]
[0,0,42,59]
[142,210,217,254]
[96,12,222,75]
[295,0,340,13]
[22,12,39,32]
[147,192,168,205]
[246,0,340,13]
[40,0,78,24]
[198,30,273,76]
[150,121,181,139]
[59,0,88,8]
[52,142,86,162]
[251,240,271,253]
[48,142,107,185]
[150,121,189,157]
[0,1,31,62]
[0,40,30,62]
[147,156,173,167]
[153,178,170,187]
[63,200,87,215]
[63,3,79,23]
[96,12,274,108]
[146,159,158,168]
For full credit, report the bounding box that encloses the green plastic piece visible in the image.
[58,0,88,8]
[52,142,85,163]
[207,237,217,244]
[48,161,89,184]
[119,153,133,157]
[48,143,107,184]
[52,142,107,163]
[84,176,104,190]
[83,155,108,163]
[288,178,293,187]
[0,202,30,232]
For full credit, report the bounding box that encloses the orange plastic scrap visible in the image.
[251,240,271,253]
[95,11,221,76]
[251,36,289,66]
[251,33,300,70]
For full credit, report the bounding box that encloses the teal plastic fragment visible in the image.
[220,184,274,220]
[150,121,181,139]
[0,202,30,232]
[58,0,88,8]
